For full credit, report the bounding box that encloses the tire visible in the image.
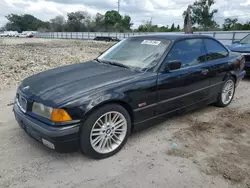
[215,76,235,107]
[80,104,131,159]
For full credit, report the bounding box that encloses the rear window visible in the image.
[203,39,228,61]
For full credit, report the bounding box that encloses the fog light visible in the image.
[42,138,55,149]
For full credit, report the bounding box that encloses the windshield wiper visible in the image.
[95,58,130,69]
[94,58,105,64]
[104,61,130,69]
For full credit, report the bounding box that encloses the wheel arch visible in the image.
[82,99,134,131]
[223,72,237,84]
[231,74,237,83]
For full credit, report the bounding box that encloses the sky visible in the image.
[1,0,250,28]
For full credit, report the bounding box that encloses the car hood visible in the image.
[228,43,250,52]
[19,60,139,107]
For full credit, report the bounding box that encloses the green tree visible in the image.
[170,23,175,31]
[222,18,238,31]
[121,15,132,31]
[177,25,180,31]
[137,19,153,32]
[50,15,66,32]
[105,10,122,25]
[5,14,49,32]
[235,22,250,30]
[95,13,104,23]
[241,22,250,30]
[159,26,169,32]
[137,23,170,32]
[137,18,172,32]
[104,10,122,31]
[183,0,218,30]
[222,18,250,31]
[89,13,105,32]
[65,11,91,32]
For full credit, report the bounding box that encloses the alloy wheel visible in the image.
[221,80,235,105]
[90,111,127,154]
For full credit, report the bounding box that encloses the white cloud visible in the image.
[1,0,250,29]
[240,0,250,6]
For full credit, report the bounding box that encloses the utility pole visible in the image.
[118,0,120,13]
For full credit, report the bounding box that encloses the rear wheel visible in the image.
[215,76,235,107]
[80,104,131,159]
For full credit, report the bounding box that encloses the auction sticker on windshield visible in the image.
[141,40,161,45]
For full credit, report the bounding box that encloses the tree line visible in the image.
[3,10,133,33]
[1,0,250,33]
[2,11,182,33]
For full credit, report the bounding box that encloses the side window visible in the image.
[164,39,206,69]
[203,39,228,61]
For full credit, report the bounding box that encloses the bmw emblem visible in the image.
[23,86,30,90]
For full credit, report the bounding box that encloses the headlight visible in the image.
[32,102,72,122]
[32,102,53,119]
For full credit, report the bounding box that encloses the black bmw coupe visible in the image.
[14,34,246,159]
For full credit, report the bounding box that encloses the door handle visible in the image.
[201,69,209,75]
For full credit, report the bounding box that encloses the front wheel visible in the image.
[80,104,131,159]
[215,76,235,107]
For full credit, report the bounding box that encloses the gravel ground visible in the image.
[0,38,113,90]
[0,38,250,188]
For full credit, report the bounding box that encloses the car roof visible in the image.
[130,33,214,41]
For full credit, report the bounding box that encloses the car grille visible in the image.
[244,55,250,62]
[17,94,27,113]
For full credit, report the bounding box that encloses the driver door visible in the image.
[156,39,211,115]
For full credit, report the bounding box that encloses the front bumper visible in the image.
[13,103,80,152]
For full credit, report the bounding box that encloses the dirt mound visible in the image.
[168,108,250,186]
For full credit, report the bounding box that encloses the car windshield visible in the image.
[98,37,171,70]
[240,34,250,44]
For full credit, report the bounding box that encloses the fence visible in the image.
[34,31,250,45]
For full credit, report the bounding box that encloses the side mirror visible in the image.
[167,60,182,71]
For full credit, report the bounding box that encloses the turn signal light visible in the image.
[51,109,72,122]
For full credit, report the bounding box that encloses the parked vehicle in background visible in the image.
[0,31,18,37]
[26,33,34,38]
[18,33,28,38]
[7,31,19,37]
[110,37,120,41]
[13,34,245,159]
[228,34,250,75]
[17,32,34,38]
[93,36,120,42]
[0,32,8,37]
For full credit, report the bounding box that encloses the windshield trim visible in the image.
[153,39,174,73]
